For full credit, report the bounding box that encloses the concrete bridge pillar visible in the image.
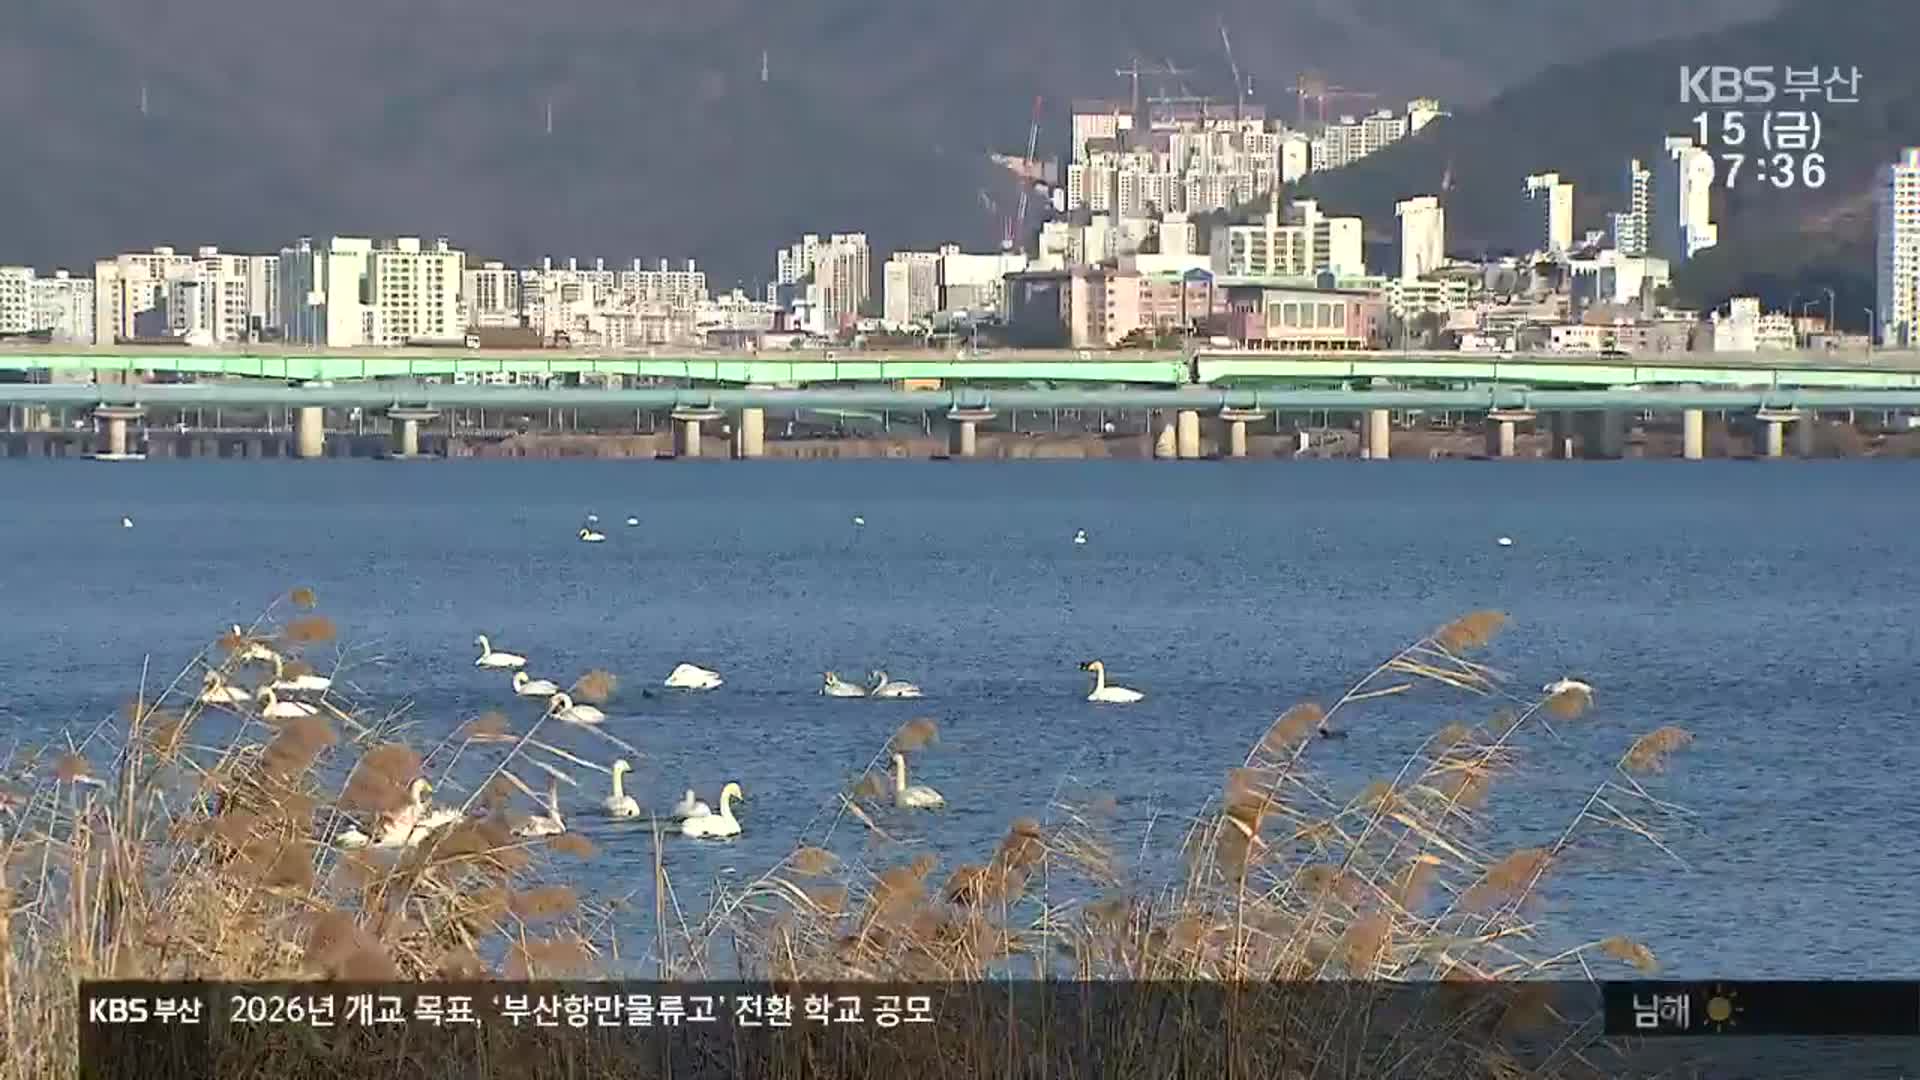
[1483,409,1532,459]
[1362,409,1391,460]
[1152,416,1177,459]
[1759,419,1785,458]
[670,407,724,459]
[93,405,146,461]
[946,408,995,459]
[1175,409,1202,459]
[295,406,325,459]
[733,406,766,459]
[1218,408,1266,459]
[1682,409,1705,460]
[1794,413,1817,458]
[387,407,439,459]
[1578,410,1625,460]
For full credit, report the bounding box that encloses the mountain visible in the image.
[1292,0,1920,323]
[0,0,1778,286]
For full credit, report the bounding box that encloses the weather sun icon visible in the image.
[1703,984,1743,1032]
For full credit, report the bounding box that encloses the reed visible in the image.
[0,603,1697,1079]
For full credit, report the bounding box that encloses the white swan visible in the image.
[852,515,866,527]
[821,671,868,698]
[579,527,607,543]
[121,516,134,529]
[671,789,713,820]
[229,625,282,665]
[868,671,923,699]
[513,783,566,838]
[1544,677,1594,696]
[546,692,605,725]
[336,779,461,849]
[680,782,742,839]
[664,663,724,691]
[270,655,332,694]
[625,516,640,527]
[891,753,944,809]
[1080,660,1144,704]
[197,671,252,706]
[1073,529,1088,545]
[512,671,560,698]
[603,760,640,818]
[474,634,527,669]
[255,687,320,719]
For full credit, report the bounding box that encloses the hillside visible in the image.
[1293,0,1920,321]
[0,0,1776,285]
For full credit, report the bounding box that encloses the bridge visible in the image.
[3,346,1919,462]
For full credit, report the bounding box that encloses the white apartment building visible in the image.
[1395,196,1445,282]
[1211,198,1366,279]
[1524,173,1575,255]
[771,233,870,333]
[93,246,196,343]
[366,237,462,345]
[1877,148,1920,347]
[1711,297,1796,351]
[1658,136,1718,262]
[1385,276,1477,318]
[1310,102,1439,173]
[883,251,941,329]
[462,261,522,328]
[1069,100,1133,163]
[0,267,31,335]
[279,237,372,347]
[32,271,95,343]
[1612,159,1653,257]
[278,237,462,347]
[1407,98,1447,133]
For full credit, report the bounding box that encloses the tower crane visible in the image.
[1007,95,1044,252]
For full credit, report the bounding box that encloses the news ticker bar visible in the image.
[78,981,1920,1038]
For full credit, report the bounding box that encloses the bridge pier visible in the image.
[1152,415,1177,459]
[1578,410,1625,460]
[1361,409,1390,460]
[1218,408,1267,459]
[1795,412,1817,458]
[733,406,766,459]
[93,405,146,461]
[387,407,440,459]
[295,406,325,459]
[946,408,995,459]
[1175,409,1202,459]
[670,407,724,459]
[1682,409,1705,460]
[1484,409,1533,459]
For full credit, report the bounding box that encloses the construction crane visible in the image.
[1006,95,1044,253]
[1217,21,1247,122]
[1293,71,1378,130]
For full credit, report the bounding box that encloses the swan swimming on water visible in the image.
[229,625,282,665]
[546,692,605,725]
[603,760,640,818]
[891,753,945,809]
[270,655,332,694]
[579,527,607,543]
[821,671,868,698]
[680,783,743,839]
[1080,660,1144,704]
[474,635,527,669]
[513,783,566,838]
[512,671,560,698]
[626,517,640,527]
[1073,529,1088,545]
[255,687,320,720]
[868,671,923,699]
[671,789,713,820]
[197,671,251,706]
[1543,677,1594,697]
[664,663,724,691]
[336,780,463,849]
[121,517,134,529]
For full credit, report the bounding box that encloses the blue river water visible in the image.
[1,458,1916,978]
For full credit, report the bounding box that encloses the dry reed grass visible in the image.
[0,601,1702,1079]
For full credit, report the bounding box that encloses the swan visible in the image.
[680,782,743,839]
[229,625,282,664]
[474,634,527,670]
[671,789,713,820]
[197,671,252,706]
[512,671,560,698]
[1080,660,1144,704]
[664,663,724,691]
[852,515,866,527]
[1543,677,1594,696]
[255,687,319,720]
[891,753,945,809]
[603,760,640,818]
[821,671,868,698]
[579,527,606,543]
[121,516,134,529]
[270,655,332,694]
[1496,536,1514,547]
[1073,529,1088,545]
[546,692,606,725]
[625,517,640,527]
[336,779,462,848]
[513,783,566,838]
[868,671,923,699]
